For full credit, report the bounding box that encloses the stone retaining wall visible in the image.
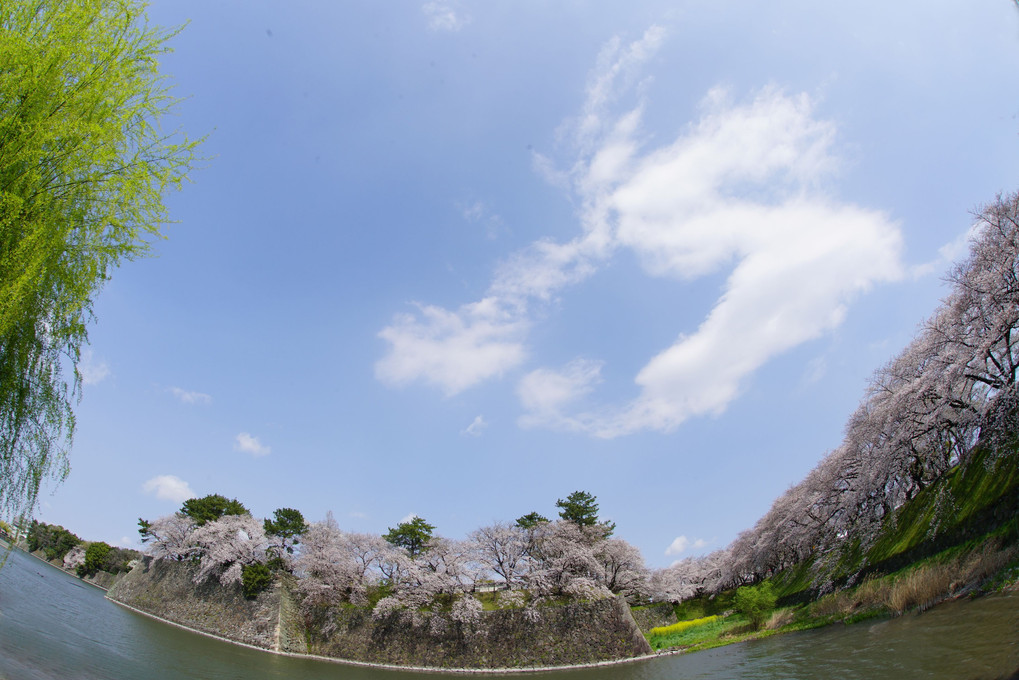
[629,602,678,633]
[299,595,652,669]
[107,557,281,650]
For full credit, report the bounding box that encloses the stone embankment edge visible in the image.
[106,595,664,675]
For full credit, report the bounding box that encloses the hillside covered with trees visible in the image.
[652,191,1019,608]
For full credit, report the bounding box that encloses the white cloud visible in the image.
[595,202,902,437]
[168,386,212,405]
[78,349,110,385]
[461,415,487,437]
[400,512,419,524]
[665,535,709,556]
[376,298,527,396]
[142,475,195,504]
[234,432,271,457]
[552,83,901,438]
[422,1,469,32]
[665,536,689,555]
[376,28,905,438]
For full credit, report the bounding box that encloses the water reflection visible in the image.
[1,548,1016,679]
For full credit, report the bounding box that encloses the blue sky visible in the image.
[36,1,1019,567]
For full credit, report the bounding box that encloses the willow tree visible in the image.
[0,0,200,526]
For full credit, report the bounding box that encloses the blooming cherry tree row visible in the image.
[657,192,1019,597]
[141,493,652,618]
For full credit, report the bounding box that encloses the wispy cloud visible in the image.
[142,474,195,504]
[78,349,110,385]
[376,26,904,438]
[909,222,979,279]
[459,200,504,239]
[168,386,212,405]
[567,25,667,153]
[461,415,488,437]
[518,359,604,431]
[234,432,271,457]
[422,1,469,32]
[804,356,828,385]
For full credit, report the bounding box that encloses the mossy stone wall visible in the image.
[299,596,652,669]
[107,557,281,649]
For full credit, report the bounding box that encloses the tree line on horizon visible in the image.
[16,519,141,579]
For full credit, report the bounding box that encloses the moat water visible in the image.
[1,547,1016,679]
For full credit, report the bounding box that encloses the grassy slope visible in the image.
[771,442,1019,602]
[648,441,1019,652]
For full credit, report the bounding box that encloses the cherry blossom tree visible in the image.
[469,522,529,590]
[63,544,86,572]
[523,521,610,601]
[189,513,268,586]
[593,537,649,599]
[142,512,198,561]
[294,514,368,607]
[340,531,388,584]
[944,192,1019,398]
[373,536,480,614]
[415,536,481,594]
[680,192,1019,595]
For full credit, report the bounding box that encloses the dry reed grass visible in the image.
[886,563,954,614]
[766,608,794,630]
[805,541,1017,621]
[809,590,854,619]
[886,542,1018,615]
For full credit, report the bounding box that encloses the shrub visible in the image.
[733,582,776,630]
[241,562,273,599]
[77,541,111,578]
[266,555,289,573]
[102,546,142,574]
